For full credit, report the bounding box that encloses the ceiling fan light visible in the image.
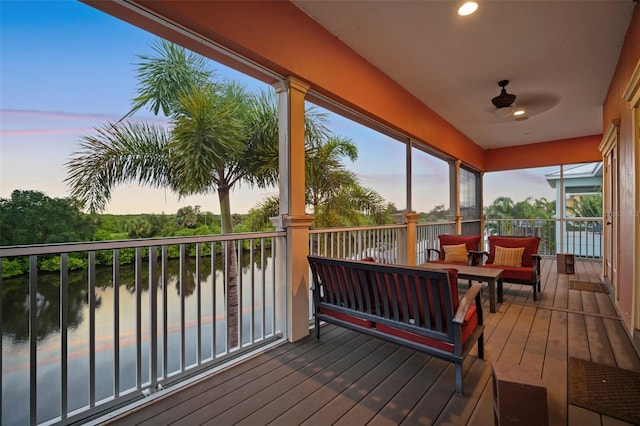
[494,106,514,118]
[513,109,526,116]
[458,2,478,16]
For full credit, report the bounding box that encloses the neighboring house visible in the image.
[545,162,603,257]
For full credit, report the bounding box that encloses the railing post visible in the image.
[405,212,420,266]
[393,213,408,265]
[456,214,463,234]
[282,215,314,342]
[394,212,420,266]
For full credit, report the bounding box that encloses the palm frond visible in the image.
[168,82,247,195]
[65,121,171,213]
[122,39,214,120]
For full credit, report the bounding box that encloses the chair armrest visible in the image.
[426,248,441,261]
[531,254,542,276]
[468,250,489,266]
[453,283,483,324]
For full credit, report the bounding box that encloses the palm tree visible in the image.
[244,136,391,231]
[66,39,335,348]
[66,40,274,348]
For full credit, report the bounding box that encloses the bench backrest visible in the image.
[308,255,459,335]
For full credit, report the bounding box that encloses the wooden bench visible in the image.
[307,255,485,395]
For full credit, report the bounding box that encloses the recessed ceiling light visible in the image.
[458,2,478,16]
[513,109,526,116]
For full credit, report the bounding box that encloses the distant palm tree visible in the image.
[244,136,391,230]
[484,196,516,219]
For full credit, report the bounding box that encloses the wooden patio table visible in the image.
[419,262,504,313]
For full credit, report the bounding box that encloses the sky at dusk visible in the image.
[0,1,557,216]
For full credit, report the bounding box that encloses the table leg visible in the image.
[497,276,503,303]
[488,278,496,313]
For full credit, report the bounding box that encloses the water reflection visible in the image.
[1,249,274,425]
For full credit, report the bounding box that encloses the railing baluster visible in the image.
[271,237,277,336]
[238,242,244,348]
[195,243,202,364]
[161,246,168,378]
[29,256,37,426]
[0,257,3,423]
[135,248,142,388]
[60,254,68,419]
[211,242,217,358]
[149,246,158,391]
[224,241,229,354]
[261,238,266,339]
[113,250,120,395]
[179,244,186,369]
[89,251,96,407]
[250,240,255,344]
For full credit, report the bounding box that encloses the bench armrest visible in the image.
[453,283,483,324]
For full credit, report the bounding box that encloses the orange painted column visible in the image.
[274,77,314,342]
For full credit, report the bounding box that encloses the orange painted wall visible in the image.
[602,5,640,332]
[484,134,603,172]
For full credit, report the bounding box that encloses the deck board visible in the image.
[103,259,640,426]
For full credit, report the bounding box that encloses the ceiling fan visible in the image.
[490,79,527,119]
[491,80,516,109]
[483,79,560,122]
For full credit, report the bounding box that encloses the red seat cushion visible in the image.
[487,236,540,267]
[483,264,534,281]
[437,235,481,261]
[375,305,478,353]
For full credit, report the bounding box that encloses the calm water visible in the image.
[1,252,275,425]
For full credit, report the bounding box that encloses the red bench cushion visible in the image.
[487,236,540,267]
[319,307,374,328]
[376,305,478,353]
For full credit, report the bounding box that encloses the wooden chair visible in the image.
[426,234,482,267]
[477,235,542,301]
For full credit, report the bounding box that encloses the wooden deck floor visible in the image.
[104,259,640,426]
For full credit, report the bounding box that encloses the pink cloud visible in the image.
[1,128,96,137]
[1,108,170,124]
[1,108,119,121]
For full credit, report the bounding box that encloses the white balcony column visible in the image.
[273,76,314,342]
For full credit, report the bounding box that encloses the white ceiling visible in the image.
[292,0,636,149]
